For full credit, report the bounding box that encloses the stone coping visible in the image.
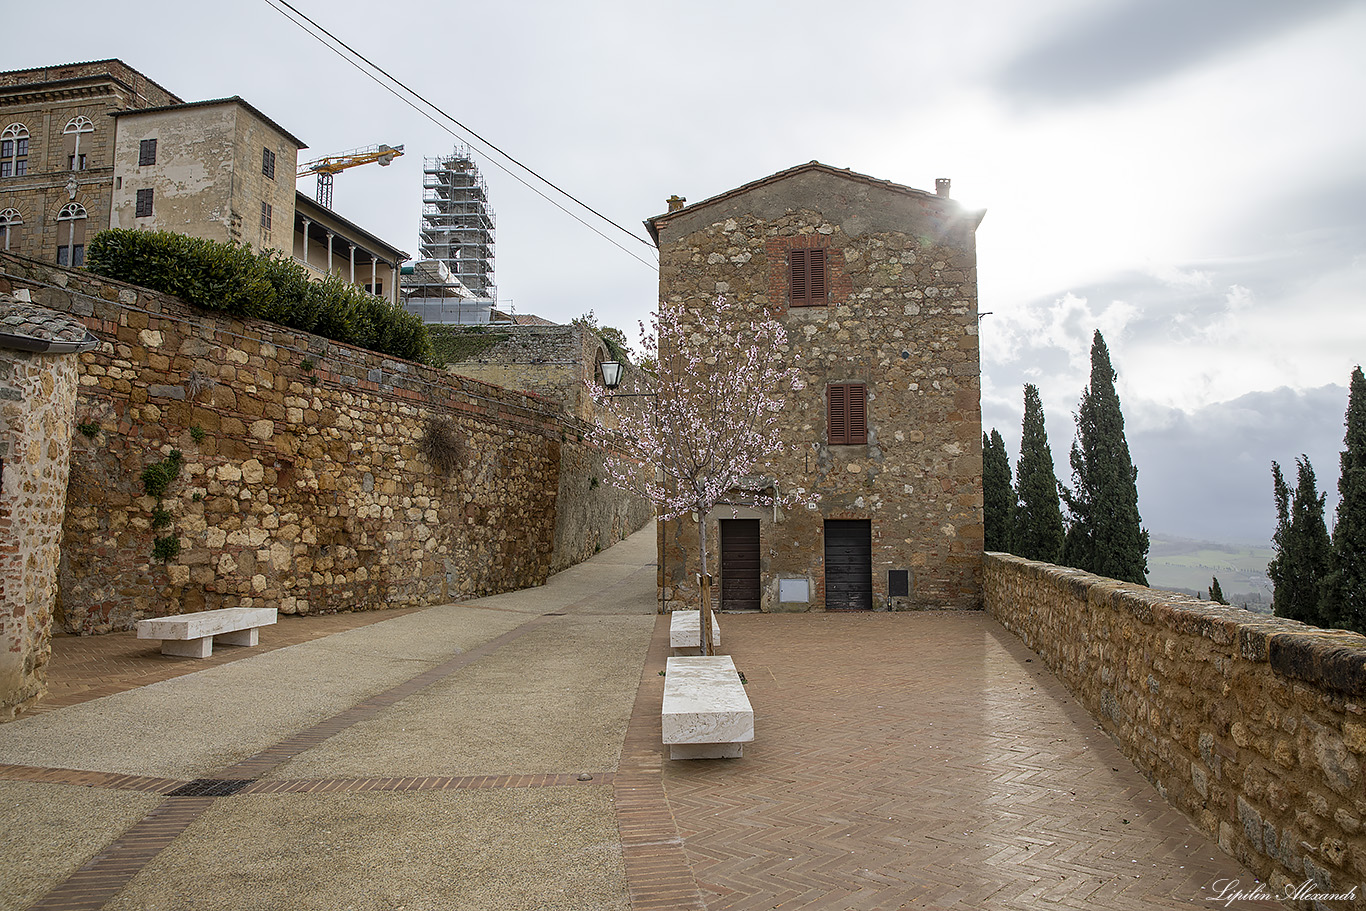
[986,552,1366,698]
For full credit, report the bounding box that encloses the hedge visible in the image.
[86,229,431,363]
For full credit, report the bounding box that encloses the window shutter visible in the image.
[828,383,848,444]
[809,249,827,302]
[848,383,867,444]
[789,248,827,306]
[827,382,867,445]
[790,250,808,304]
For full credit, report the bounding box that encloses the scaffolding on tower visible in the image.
[418,146,495,302]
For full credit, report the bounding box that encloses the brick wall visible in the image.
[985,553,1366,901]
[0,252,649,634]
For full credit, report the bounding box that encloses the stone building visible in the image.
[0,60,406,304]
[0,59,181,265]
[0,291,97,718]
[646,162,985,612]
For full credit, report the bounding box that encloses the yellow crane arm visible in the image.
[297,143,404,179]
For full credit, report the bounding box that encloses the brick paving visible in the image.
[654,611,1274,911]
[5,563,1285,910]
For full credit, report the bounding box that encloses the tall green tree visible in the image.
[1014,384,1066,563]
[1321,366,1366,633]
[1209,576,1228,605]
[982,429,1014,552]
[1060,331,1149,584]
[1269,458,1332,626]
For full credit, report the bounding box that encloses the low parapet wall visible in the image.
[985,553,1365,902]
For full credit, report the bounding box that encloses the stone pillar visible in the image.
[0,292,96,720]
[301,218,311,264]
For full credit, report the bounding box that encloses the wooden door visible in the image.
[824,520,872,610]
[720,519,761,611]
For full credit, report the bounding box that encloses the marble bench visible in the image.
[662,655,754,760]
[669,609,722,655]
[137,607,278,658]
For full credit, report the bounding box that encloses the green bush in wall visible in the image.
[86,229,431,363]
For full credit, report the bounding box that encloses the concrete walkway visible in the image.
[0,522,1278,911]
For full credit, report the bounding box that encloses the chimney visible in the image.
[935,178,951,198]
[667,195,686,213]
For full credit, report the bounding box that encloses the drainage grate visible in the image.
[167,778,254,797]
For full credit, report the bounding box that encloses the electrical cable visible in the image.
[261,0,658,270]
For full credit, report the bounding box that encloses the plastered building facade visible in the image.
[647,162,986,612]
[110,98,304,257]
[0,60,181,266]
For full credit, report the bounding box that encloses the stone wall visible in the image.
[985,553,1366,901]
[0,331,81,718]
[0,252,650,634]
[441,324,651,423]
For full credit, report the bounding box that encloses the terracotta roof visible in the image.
[511,313,559,326]
[644,160,962,244]
[0,293,99,354]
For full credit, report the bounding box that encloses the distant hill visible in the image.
[1145,532,1274,613]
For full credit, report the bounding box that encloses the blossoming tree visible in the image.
[587,296,810,654]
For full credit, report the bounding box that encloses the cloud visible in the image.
[995,0,1356,104]
[1128,384,1349,543]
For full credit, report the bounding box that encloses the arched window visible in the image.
[0,208,21,252]
[56,202,87,267]
[63,116,94,171]
[1,123,29,178]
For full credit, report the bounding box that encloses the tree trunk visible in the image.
[698,513,715,656]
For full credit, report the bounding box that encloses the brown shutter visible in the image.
[828,383,867,445]
[848,383,867,444]
[828,383,847,444]
[809,249,827,302]
[790,250,808,304]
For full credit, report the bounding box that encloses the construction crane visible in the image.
[297,143,404,209]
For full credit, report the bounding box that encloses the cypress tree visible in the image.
[982,429,1014,552]
[1014,384,1066,563]
[1269,458,1332,626]
[1321,366,1366,633]
[1060,331,1149,584]
[1209,576,1228,605]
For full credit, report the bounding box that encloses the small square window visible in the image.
[57,244,84,267]
[135,188,154,218]
[262,147,276,180]
[138,138,157,166]
[260,200,272,232]
[69,154,87,171]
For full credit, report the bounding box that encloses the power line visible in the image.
[261,0,658,271]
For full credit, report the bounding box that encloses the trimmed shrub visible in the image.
[86,229,430,362]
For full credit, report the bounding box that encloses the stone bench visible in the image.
[137,607,278,658]
[669,609,722,655]
[662,655,754,760]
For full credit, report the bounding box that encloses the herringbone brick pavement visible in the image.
[659,611,1278,911]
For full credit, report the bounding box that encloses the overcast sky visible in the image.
[9,0,1364,547]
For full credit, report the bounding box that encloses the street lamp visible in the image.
[600,360,625,390]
